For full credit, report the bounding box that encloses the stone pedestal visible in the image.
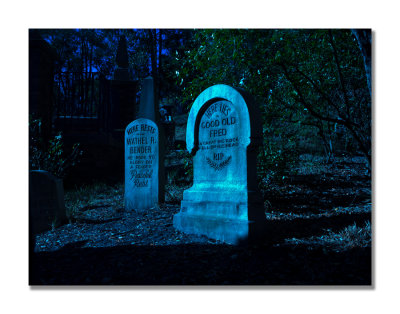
[173,85,265,244]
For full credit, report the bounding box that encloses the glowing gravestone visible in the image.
[125,118,159,210]
[173,84,265,244]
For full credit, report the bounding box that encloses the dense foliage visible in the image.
[40,29,193,113]
[29,117,82,178]
[178,29,371,180]
[35,29,371,181]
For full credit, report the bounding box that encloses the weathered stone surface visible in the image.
[29,170,67,235]
[125,118,159,210]
[173,84,265,244]
[137,76,157,122]
[136,76,165,202]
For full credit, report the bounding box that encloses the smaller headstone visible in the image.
[125,118,159,210]
[29,170,67,235]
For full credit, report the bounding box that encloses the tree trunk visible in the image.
[149,29,157,78]
[158,29,163,101]
[351,29,372,97]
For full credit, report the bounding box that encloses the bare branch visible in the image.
[328,30,352,117]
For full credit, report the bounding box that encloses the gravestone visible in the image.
[136,76,165,202]
[137,76,157,121]
[125,118,159,210]
[173,84,265,244]
[111,35,138,130]
[29,170,67,235]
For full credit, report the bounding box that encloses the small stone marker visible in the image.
[125,118,159,210]
[173,84,265,244]
[29,170,67,235]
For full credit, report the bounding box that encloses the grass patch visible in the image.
[335,221,372,248]
[65,183,123,220]
[283,221,371,251]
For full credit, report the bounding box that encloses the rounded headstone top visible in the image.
[30,169,59,181]
[125,117,158,132]
[186,84,262,153]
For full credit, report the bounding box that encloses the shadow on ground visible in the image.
[30,243,371,285]
[30,209,371,285]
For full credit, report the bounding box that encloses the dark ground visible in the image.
[30,155,371,285]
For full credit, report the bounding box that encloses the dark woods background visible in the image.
[29,28,371,188]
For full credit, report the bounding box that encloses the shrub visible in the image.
[29,117,82,178]
[257,134,299,187]
[177,148,193,181]
[165,184,184,204]
[336,221,371,248]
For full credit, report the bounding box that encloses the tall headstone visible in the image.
[137,76,157,121]
[111,35,138,131]
[114,35,130,81]
[136,76,165,202]
[125,119,159,210]
[173,84,265,244]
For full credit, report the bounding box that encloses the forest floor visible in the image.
[31,155,372,285]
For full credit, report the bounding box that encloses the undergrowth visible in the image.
[283,221,371,251]
[65,183,123,220]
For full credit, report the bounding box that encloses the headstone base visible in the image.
[173,211,266,245]
[173,188,265,244]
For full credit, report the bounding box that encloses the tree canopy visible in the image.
[177,29,370,173]
[36,28,371,176]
